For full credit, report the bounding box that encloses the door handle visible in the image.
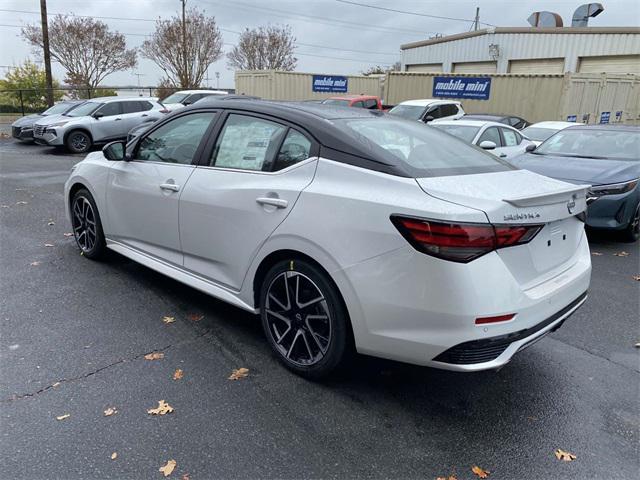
[141,114,148,117]
[114,118,122,121]
[160,183,180,192]
[499,153,507,158]
[256,197,288,209]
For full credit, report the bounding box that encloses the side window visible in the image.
[426,106,442,119]
[96,102,121,117]
[478,127,502,146]
[122,101,142,114]
[352,101,365,108]
[210,114,287,171]
[135,112,215,164]
[501,128,521,146]
[139,101,153,111]
[273,130,312,171]
[186,94,203,104]
[364,99,378,109]
[442,104,458,117]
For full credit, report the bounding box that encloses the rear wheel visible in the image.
[259,259,350,379]
[623,204,640,242]
[66,130,92,154]
[71,189,106,259]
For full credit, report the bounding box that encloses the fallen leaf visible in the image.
[187,313,203,322]
[162,316,175,324]
[436,475,457,480]
[181,475,190,480]
[56,413,70,421]
[103,407,118,416]
[147,400,174,415]
[555,449,577,461]
[228,367,249,380]
[111,452,117,460]
[44,243,54,247]
[52,382,61,388]
[159,459,177,477]
[471,466,490,478]
[633,275,640,281]
[48,221,55,226]
[30,261,41,266]
[144,352,164,360]
[614,251,630,257]
[591,252,603,256]
[63,232,73,237]
[173,369,183,380]
[15,201,28,205]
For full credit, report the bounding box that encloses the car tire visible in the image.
[623,204,640,242]
[65,130,92,154]
[70,189,107,259]
[259,259,351,379]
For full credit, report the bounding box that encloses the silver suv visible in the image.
[33,97,166,153]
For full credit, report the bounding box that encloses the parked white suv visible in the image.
[33,97,166,153]
[388,99,464,123]
[161,90,228,111]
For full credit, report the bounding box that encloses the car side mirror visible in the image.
[182,100,191,106]
[525,144,537,152]
[93,112,104,119]
[479,140,497,150]
[103,140,127,161]
[424,115,435,123]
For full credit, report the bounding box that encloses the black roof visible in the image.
[185,98,407,174]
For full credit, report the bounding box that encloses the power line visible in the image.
[334,0,497,27]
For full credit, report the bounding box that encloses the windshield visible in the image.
[322,99,350,106]
[388,104,426,120]
[162,93,189,104]
[43,102,73,116]
[431,124,480,143]
[65,101,101,117]
[338,117,514,177]
[536,129,639,160]
[522,126,557,142]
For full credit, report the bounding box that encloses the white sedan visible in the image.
[522,121,585,146]
[64,99,591,378]
[431,119,536,160]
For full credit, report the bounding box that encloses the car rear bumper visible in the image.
[339,228,591,371]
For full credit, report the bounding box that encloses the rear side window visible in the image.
[338,117,514,177]
[122,101,142,114]
[139,101,153,111]
[352,101,365,108]
[273,130,312,171]
[210,114,287,171]
[501,128,522,146]
[478,127,502,146]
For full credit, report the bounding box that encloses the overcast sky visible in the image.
[0,0,638,89]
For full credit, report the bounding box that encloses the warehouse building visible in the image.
[401,27,640,75]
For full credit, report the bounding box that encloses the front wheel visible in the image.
[623,204,640,242]
[71,189,107,259]
[66,130,92,154]
[259,259,351,379]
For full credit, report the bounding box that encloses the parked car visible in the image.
[511,125,639,241]
[11,100,83,142]
[126,95,262,142]
[388,99,464,123]
[34,97,167,153]
[321,95,384,110]
[522,121,584,146]
[160,89,228,111]
[463,113,530,130]
[65,99,591,378]
[431,119,535,160]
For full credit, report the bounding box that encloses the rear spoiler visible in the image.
[503,184,591,207]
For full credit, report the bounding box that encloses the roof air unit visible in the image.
[572,3,605,27]
[527,11,564,27]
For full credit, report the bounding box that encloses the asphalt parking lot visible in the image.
[1,139,638,480]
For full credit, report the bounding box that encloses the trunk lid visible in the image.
[416,169,590,287]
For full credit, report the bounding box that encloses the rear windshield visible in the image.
[431,124,480,143]
[162,93,189,104]
[337,117,515,177]
[536,128,639,160]
[388,104,425,120]
[65,101,101,117]
[522,126,557,142]
[322,99,350,106]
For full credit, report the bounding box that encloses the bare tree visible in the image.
[142,8,223,88]
[22,15,137,91]
[362,61,401,76]
[227,25,297,71]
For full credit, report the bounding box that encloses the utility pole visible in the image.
[473,7,480,31]
[40,0,54,106]
[181,0,187,88]
[215,71,220,89]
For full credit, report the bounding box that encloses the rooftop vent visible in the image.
[527,11,564,27]
[572,3,605,27]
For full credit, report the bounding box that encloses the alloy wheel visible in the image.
[72,196,97,252]
[264,271,332,366]
[70,133,88,152]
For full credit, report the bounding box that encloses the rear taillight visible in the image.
[391,216,543,263]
